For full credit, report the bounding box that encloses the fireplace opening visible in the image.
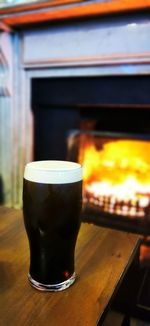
[67,130,150,235]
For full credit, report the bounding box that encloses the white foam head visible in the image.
[24,160,82,184]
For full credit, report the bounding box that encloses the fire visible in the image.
[79,138,150,217]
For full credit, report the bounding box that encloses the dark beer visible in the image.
[23,161,82,291]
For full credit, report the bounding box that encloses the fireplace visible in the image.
[31,75,150,234]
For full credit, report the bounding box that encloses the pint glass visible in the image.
[23,160,82,291]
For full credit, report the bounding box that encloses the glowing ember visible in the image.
[79,138,150,217]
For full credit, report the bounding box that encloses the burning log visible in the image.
[83,185,150,219]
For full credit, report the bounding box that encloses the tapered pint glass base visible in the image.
[28,272,76,292]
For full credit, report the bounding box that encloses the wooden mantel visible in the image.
[0,0,150,28]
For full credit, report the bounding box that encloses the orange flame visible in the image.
[78,137,150,215]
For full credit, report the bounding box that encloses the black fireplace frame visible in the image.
[31,76,150,235]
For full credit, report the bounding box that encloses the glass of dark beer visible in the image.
[23,160,82,291]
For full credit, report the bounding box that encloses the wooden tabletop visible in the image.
[0,206,140,326]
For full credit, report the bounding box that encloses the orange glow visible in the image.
[78,137,150,217]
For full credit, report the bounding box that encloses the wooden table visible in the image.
[0,207,140,326]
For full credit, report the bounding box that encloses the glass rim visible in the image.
[25,160,82,171]
[24,160,83,184]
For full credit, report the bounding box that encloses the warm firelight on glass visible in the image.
[78,137,150,218]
